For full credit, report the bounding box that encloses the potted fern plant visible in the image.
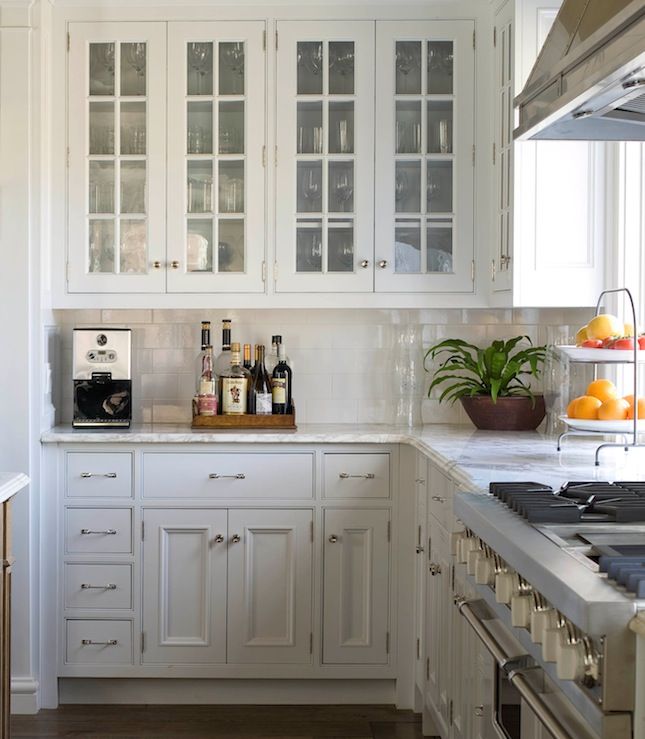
[424,336,547,430]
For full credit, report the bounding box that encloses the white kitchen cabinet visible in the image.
[491,0,606,306]
[275,21,375,293]
[67,21,266,295]
[142,508,228,664]
[375,21,475,294]
[414,455,428,701]
[226,508,313,664]
[322,508,390,664]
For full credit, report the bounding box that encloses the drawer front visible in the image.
[66,452,133,498]
[428,468,452,528]
[142,452,314,499]
[65,508,133,554]
[64,563,132,610]
[323,453,390,498]
[65,619,133,664]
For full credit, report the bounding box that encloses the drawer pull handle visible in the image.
[339,473,375,479]
[415,478,425,484]
[231,534,241,543]
[209,473,246,480]
[81,639,118,646]
[80,472,117,479]
[328,535,338,543]
[80,583,117,590]
[431,495,446,503]
[80,529,117,535]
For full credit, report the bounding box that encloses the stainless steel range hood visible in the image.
[515,0,645,140]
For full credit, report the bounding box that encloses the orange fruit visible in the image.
[586,379,618,403]
[624,394,635,406]
[575,326,588,346]
[566,398,579,418]
[586,314,623,340]
[597,397,630,421]
[627,398,645,419]
[572,395,601,419]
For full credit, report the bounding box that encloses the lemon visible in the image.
[575,326,588,346]
[586,314,623,341]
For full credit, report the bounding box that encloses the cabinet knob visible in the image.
[429,562,442,576]
[213,534,225,544]
[415,546,425,554]
[360,259,369,268]
[231,534,241,543]
[328,535,338,543]
[152,260,161,269]
[474,705,484,718]
[431,495,446,503]
[378,259,388,269]
[171,260,180,269]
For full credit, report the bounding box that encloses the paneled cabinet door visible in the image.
[414,457,428,694]
[323,508,389,664]
[226,509,313,664]
[275,21,375,292]
[68,23,167,293]
[375,21,475,293]
[167,22,266,293]
[142,508,227,664]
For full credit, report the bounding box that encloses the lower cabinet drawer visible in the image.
[323,453,390,498]
[65,619,133,664]
[66,452,133,498]
[64,564,133,610]
[142,452,314,499]
[65,508,133,554]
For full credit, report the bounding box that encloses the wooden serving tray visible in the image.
[191,404,296,431]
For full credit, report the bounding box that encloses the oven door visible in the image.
[457,598,601,739]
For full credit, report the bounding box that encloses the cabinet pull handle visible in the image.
[339,472,375,479]
[328,535,338,543]
[81,639,118,646]
[231,534,241,543]
[415,478,425,484]
[81,583,117,590]
[213,534,225,543]
[80,529,117,535]
[429,562,442,576]
[431,495,446,503]
[80,472,117,479]
[209,473,245,480]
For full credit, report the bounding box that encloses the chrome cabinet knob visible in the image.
[213,534,224,543]
[415,545,425,554]
[152,260,161,269]
[360,259,369,268]
[171,260,180,269]
[231,534,241,543]
[428,562,442,576]
[378,259,388,269]
[328,535,338,543]
[474,705,484,718]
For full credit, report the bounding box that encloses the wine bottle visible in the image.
[197,345,217,416]
[272,343,293,415]
[252,345,272,415]
[220,342,251,415]
[195,320,211,393]
[266,335,280,375]
[214,319,232,379]
[243,344,252,371]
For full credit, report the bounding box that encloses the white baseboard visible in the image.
[59,678,397,705]
[11,678,39,714]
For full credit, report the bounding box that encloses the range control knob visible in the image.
[510,594,533,628]
[530,608,556,644]
[495,571,519,604]
[557,640,586,681]
[466,547,484,576]
[457,535,477,564]
[542,622,565,663]
[475,556,495,585]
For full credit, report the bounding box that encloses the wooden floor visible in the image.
[11,704,429,739]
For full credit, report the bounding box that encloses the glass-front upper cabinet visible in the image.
[275,21,375,292]
[68,23,167,293]
[167,22,265,293]
[375,21,475,293]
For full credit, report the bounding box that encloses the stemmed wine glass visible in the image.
[124,43,146,94]
[329,44,354,93]
[90,44,115,94]
[301,167,321,209]
[395,170,409,208]
[298,43,323,77]
[333,170,353,212]
[188,42,211,95]
[396,43,420,93]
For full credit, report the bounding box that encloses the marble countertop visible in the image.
[41,423,645,493]
[0,473,29,504]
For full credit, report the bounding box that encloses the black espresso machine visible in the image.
[73,328,132,428]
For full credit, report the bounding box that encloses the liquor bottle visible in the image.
[272,343,293,415]
[214,319,232,379]
[243,344,253,371]
[265,335,280,375]
[195,320,211,393]
[197,345,217,416]
[220,342,251,415]
[252,345,272,415]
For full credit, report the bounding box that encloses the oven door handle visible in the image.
[457,598,578,739]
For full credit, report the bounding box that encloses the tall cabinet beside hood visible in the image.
[491,0,606,307]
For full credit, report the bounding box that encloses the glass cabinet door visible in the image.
[375,21,475,293]
[166,21,265,293]
[68,23,166,293]
[275,21,374,292]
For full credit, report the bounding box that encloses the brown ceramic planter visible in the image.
[460,395,546,431]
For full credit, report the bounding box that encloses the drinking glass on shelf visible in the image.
[188,42,211,95]
[395,170,409,206]
[123,43,146,95]
[299,44,323,77]
[338,120,349,154]
[302,168,321,203]
[188,125,205,154]
[333,171,353,212]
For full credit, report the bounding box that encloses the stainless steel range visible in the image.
[453,481,644,739]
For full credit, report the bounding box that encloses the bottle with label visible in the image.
[272,343,293,414]
[266,335,292,375]
[214,319,232,379]
[220,342,251,415]
[195,320,211,393]
[197,345,217,416]
[252,345,272,415]
[243,344,252,371]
